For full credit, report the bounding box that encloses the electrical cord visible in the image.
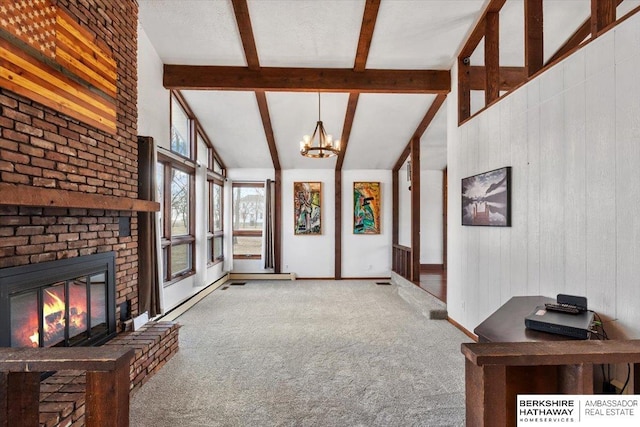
[589,310,631,394]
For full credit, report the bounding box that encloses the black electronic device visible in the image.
[556,294,588,311]
[524,305,594,339]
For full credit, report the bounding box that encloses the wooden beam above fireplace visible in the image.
[0,184,159,212]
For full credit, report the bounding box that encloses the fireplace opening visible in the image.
[1,252,117,348]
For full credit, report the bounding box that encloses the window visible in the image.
[158,159,195,283]
[157,93,196,284]
[213,159,223,175]
[170,96,191,158]
[232,183,264,259]
[199,126,225,266]
[208,175,224,265]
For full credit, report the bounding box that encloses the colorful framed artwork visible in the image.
[461,166,511,227]
[294,182,322,235]
[353,182,381,234]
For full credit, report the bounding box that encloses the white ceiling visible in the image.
[138,0,640,171]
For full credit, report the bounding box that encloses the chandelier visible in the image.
[299,93,340,158]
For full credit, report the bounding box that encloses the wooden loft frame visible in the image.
[457,0,637,125]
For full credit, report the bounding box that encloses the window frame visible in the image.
[198,123,226,267]
[232,182,265,260]
[157,154,196,284]
[169,92,196,161]
[207,175,225,266]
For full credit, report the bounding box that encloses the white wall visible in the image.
[342,170,392,278]
[421,170,444,265]
[281,169,336,278]
[397,163,444,265]
[137,24,226,314]
[447,13,640,338]
[137,23,169,146]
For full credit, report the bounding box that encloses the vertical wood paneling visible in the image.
[484,109,502,315]
[539,66,563,103]
[614,53,640,330]
[563,82,588,298]
[509,91,529,298]
[467,228,480,326]
[585,65,616,315]
[448,116,465,319]
[526,103,541,296]
[539,94,565,297]
[451,12,640,337]
[499,98,512,303]
[563,50,586,91]
[586,34,615,79]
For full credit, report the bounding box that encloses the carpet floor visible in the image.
[130,280,470,427]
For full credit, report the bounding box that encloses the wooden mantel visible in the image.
[0,183,159,212]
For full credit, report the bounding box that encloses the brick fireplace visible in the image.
[0,2,181,425]
[0,0,142,324]
[0,252,117,349]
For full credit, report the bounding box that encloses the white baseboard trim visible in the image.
[158,273,230,321]
[229,272,296,281]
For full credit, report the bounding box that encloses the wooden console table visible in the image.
[463,296,640,427]
[474,295,564,343]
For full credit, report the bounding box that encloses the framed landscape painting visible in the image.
[294,182,321,235]
[461,167,511,227]
[353,182,381,234]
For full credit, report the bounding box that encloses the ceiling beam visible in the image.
[393,93,447,171]
[354,0,381,72]
[335,93,360,171]
[412,94,447,141]
[335,0,379,171]
[231,0,282,174]
[255,90,280,171]
[230,0,260,70]
[231,0,281,273]
[459,0,506,59]
[163,65,451,94]
[335,0,380,279]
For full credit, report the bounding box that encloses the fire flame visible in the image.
[25,288,87,347]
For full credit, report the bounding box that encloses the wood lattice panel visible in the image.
[0,0,117,133]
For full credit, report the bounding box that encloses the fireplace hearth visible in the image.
[0,252,117,348]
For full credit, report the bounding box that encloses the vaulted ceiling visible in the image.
[138,0,640,171]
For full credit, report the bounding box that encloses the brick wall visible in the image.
[0,1,141,316]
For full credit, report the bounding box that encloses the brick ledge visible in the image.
[38,321,180,427]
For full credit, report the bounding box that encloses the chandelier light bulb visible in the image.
[298,93,341,159]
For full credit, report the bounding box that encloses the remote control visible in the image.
[544,303,581,314]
